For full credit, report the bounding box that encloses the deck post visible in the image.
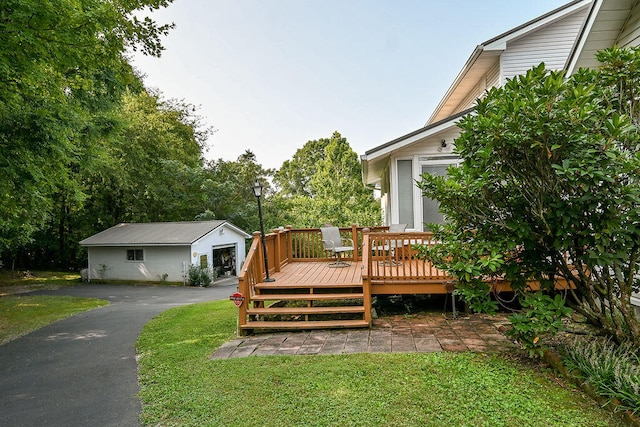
[361,228,372,327]
[252,231,264,280]
[273,228,281,272]
[351,223,359,262]
[237,273,247,336]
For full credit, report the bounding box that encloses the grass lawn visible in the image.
[0,270,81,296]
[137,301,624,427]
[0,295,108,344]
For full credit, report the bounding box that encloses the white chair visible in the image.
[388,223,407,233]
[320,226,354,267]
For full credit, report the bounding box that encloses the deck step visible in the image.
[240,319,370,330]
[247,306,365,315]
[250,293,364,302]
[255,282,362,290]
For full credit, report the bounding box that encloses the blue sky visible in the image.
[132,0,570,170]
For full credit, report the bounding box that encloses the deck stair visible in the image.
[241,281,369,332]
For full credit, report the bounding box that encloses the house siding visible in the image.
[618,5,640,47]
[88,246,190,282]
[502,7,588,80]
[486,60,501,89]
[455,76,488,113]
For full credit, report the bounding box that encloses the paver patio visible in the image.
[211,312,516,359]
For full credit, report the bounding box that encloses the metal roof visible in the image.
[79,221,250,247]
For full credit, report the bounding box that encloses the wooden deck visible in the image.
[267,259,455,295]
[268,260,364,286]
[237,227,457,334]
[237,227,572,334]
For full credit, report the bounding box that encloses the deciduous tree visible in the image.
[272,132,380,228]
[0,0,174,254]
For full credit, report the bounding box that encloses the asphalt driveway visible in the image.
[0,280,237,427]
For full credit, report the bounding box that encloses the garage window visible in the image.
[126,249,144,261]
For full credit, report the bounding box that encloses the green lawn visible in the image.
[0,295,108,344]
[0,270,81,295]
[136,301,624,427]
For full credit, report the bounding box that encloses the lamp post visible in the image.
[252,179,275,282]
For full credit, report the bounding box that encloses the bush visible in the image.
[507,292,572,358]
[187,265,213,287]
[562,336,640,414]
[455,280,498,314]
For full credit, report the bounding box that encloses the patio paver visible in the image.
[211,312,517,359]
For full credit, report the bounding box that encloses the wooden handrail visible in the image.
[237,234,262,334]
[361,231,371,326]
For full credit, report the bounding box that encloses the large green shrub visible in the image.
[417,47,640,346]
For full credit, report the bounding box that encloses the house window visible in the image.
[421,163,454,230]
[397,160,415,229]
[200,254,208,269]
[126,249,144,261]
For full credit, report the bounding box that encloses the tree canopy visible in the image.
[271,132,380,228]
[417,47,640,345]
[0,2,379,269]
[0,0,174,253]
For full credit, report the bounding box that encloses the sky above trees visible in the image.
[132,0,569,169]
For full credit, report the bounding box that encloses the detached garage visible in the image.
[80,221,250,283]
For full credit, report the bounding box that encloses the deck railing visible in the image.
[236,226,455,332]
[238,227,452,291]
[285,225,388,262]
[237,233,262,325]
[364,231,451,281]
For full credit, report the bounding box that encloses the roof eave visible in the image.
[427,0,591,125]
[364,108,473,162]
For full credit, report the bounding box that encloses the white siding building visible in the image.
[361,0,640,312]
[361,0,593,230]
[80,221,250,283]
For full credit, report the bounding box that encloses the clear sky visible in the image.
[132,0,570,170]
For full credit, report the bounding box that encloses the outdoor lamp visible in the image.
[252,179,274,282]
[252,179,263,198]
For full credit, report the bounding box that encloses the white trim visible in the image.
[390,156,415,229]
[364,119,460,163]
[390,154,460,232]
[565,0,603,75]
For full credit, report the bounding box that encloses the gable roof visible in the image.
[361,0,594,186]
[79,221,250,247]
[427,0,591,125]
[566,0,639,74]
[361,108,472,185]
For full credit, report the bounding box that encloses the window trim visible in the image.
[418,157,459,230]
[126,248,144,262]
